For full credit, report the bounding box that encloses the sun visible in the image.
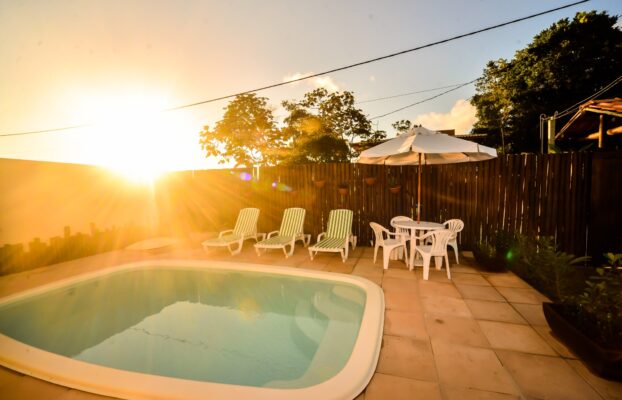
[72,90,199,183]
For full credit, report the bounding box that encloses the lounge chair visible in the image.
[254,207,308,257]
[309,209,354,262]
[201,208,261,255]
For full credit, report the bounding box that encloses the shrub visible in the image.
[570,253,622,348]
[512,235,589,301]
[473,230,517,272]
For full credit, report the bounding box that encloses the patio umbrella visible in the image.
[358,126,497,222]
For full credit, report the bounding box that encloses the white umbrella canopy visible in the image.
[358,126,498,221]
[358,126,497,165]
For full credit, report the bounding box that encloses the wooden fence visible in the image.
[156,152,622,258]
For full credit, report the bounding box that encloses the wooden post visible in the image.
[598,114,605,149]
[417,153,422,223]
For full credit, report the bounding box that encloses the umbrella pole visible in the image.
[417,153,422,223]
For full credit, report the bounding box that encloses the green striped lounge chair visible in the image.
[201,208,261,255]
[309,209,354,262]
[254,207,308,257]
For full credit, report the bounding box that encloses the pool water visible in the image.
[0,267,366,389]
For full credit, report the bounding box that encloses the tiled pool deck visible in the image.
[1,241,621,400]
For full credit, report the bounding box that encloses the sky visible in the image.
[1,0,620,176]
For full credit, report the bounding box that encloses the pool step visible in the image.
[269,294,360,388]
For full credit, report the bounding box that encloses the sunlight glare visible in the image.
[71,90,199,183]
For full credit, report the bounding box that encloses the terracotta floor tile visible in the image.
[465,299,527,324]
[484,272,531,288]
[421,296,472,318]
[0,366,22,390]
[58,389,118,400]
[354,274,383,286]
[455,284,505,302]
[450,272,491,286]
[418,280,461,299]
[382,277,418,293]
[365,373,441,400]
[447,264,480,274]
[496,287,548,305]
[532,325,576,359]
[324,262,354,274]
[384,291,423,313]
[511,303,547,326]
[377,335,438,382]
[1,375,70,400]
[440,385,522,400]
[425,314,490,348]
[431,341,519,395]
[383,268,417,280]
[478,321,556,355]
[496,350,601,400]
[352,261,384,277]
[385,310,428,340]
[567,359,622,400]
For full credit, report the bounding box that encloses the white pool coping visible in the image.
[0,260,384,400]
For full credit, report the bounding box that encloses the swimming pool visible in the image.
[0,260,384,400]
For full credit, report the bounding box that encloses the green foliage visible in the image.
[471,11,622,153]
[570,253,622,348]
[281,88,374,163]
[199,94,286,167]
[473,231,517,271]
[516,236,589,301]
[391,120,413,135]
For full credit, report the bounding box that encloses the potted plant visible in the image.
[337,182,349,196]
[542,253,622,381]
[313,178,326,188]
[388,178,401,193]
[364,176,377,186]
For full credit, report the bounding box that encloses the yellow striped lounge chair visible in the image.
[309,209,354,262]
[254,207,308,257]
[201,208,261,255]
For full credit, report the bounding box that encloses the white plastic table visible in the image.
[392,220,444,268]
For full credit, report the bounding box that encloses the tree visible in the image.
[281,88,375,163]
[471,11,622,153]
[392,119,413,135]
[199,94,285,167]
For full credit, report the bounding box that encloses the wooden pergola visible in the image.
[555,98,622,149]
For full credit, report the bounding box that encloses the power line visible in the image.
[370,80,477,119]
[0,0,589,138]
[553,74,622,119]
[355,82,470,105]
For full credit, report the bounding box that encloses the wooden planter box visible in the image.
[543,302,622,381]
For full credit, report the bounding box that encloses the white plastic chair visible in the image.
[390,215,413,244]
[412,229,453,280]
[443,219,464,263]
[370,222,409,270]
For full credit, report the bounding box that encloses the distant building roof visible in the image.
[556,98,622,143]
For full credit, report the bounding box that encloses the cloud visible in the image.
[283,72,340,92]
[413,99,477,135]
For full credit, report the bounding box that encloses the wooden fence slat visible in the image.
[158,154,611,256]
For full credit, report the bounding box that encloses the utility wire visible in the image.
[0,0,589,138]
[355,82,470,104]
[552,74,622,119]
[370,80,477,119]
